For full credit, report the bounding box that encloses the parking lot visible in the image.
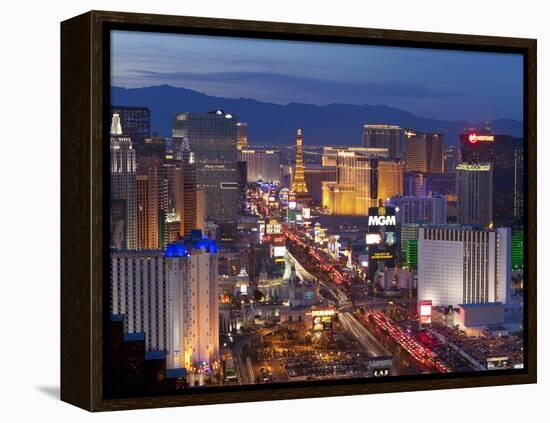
[280,350,371,381]
[429,326,524,369]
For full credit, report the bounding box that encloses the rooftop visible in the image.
[458,302,504,308]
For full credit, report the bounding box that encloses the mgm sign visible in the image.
[368,206,396,233]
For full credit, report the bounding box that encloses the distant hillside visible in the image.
[112,85,523,146]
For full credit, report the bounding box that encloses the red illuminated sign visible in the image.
[467,132,494,144]
[271,234,286,246]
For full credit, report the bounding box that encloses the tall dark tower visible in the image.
[291,129,309,196]
[456,163,493,227]
[172,109,239,241]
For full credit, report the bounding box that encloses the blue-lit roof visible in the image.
[145,350,167,360]
[166,243,189,258]
[166,368,187,378]
[123,332,145,342]
[193,238,218,253]
[166,231,218,257]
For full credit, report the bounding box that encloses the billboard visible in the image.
[272,245,286,257]
[368,206,396,233]
[369,248,394,262]
[266,221,282,234]
[366,233,382,245]
[368,247,395,269]
[419,299,432,325]
[279,188,290,204]
[486,356,509,370]
[310,307,336,334]
[270,234,286,246]
[384,231,397,247]
[310,308,335,317]
[368,356,393,377]
[468,133,495,144]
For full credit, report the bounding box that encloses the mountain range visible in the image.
[111,85,523,146]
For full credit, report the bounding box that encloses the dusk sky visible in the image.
[111,30,523,122]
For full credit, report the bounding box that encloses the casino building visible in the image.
[238,148,282,184]
[110,234,220,384]
[417,226,511,307]
[321,147,403,215]
[459,126,523,224]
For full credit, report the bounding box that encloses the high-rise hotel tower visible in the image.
[418,226,510,307]
[404,130,444,174]
[456,163,493,227]
[110,237,220,384]
[110,113,137,250]
[172,110,239,240]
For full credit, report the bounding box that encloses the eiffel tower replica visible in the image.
[291,128,311,204]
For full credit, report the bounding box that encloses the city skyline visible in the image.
[106,30,526,396]
[112,30,524,123]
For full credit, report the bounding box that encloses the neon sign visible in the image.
[468,133,494,144]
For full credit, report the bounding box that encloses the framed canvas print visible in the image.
[60,11,537,411]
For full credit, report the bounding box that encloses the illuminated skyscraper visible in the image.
[418,226,510,306]
[362,124,404,159]
[304,165,337,203]
[291,129,309,198]
[322,146,388,167]
[444,146,461,174]
[175,148,197,238]
[236,122,248,150]
[238,149,282,183]
[456,163,493,227]
[404,130,444,174]
[172,109,239,240]
[511,230,524,271]
[111,105,151,153]
[322,182,356,215]
[110,113,137,249]
[321,148,402,215]
[110,238,220,384]
[514,149,524,219]
[136,175,152,249]
[196,189,206,232]
[377,160,404,201]
[110,250,168,352]
[165,240,219,379]
[136,157,167,250]
[460,128,523,223]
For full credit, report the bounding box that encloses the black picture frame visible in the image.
[61,10,537,411]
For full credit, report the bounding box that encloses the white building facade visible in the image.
[418,227,511,307]
[110,244,220,376]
